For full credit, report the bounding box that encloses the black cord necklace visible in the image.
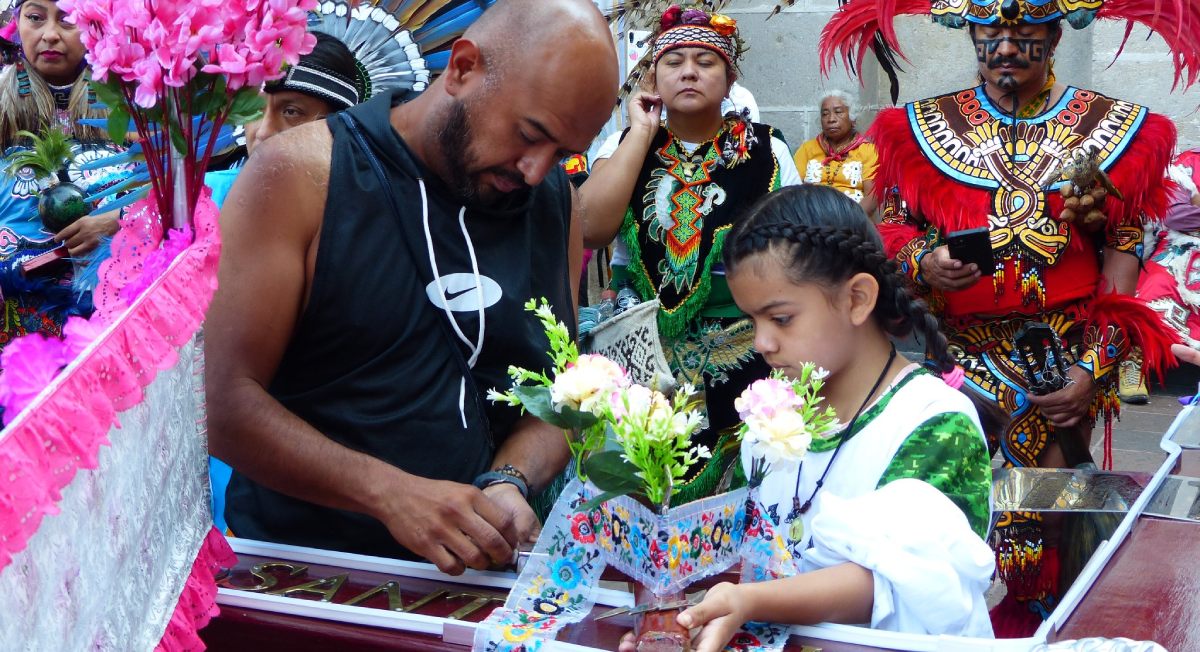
[785,345,898,541]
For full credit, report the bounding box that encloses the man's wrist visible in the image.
[473,469,529,499]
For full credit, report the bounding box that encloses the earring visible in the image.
[16,62,31,98]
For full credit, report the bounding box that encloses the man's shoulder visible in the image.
[267,121,333,171]
[224,123,332,229]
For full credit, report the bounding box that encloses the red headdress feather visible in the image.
[1098,0,1200,90]
[1087,291,1180,384]
[818,0,930,84]
[822,0,1200,96]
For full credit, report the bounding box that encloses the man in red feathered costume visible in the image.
[819,0,1198,637]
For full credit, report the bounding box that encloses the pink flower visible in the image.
[734,378,802,422]
[69,0,316,96]
[0,334,68,423]
[130,58,164,108]
[62,316,110,362]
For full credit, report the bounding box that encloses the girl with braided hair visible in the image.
[630,185,997,648]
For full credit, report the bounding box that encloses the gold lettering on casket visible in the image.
[266,573,348,602]
[344,581,405,611]
[219,562,309,592]
[400,589,449,613]
[444,591,507,620]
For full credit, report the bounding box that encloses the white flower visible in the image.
[550,354,629,414]
[669,410,704,439]
[743,411,813,465]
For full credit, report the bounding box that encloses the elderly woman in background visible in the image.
[794,89,878,218]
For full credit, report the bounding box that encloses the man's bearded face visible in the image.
[972,23,1055,94]
[435,96,532,208]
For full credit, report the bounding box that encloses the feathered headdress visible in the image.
[308,0,497,100]
[818,0,1200,102]
[608,2,743,101]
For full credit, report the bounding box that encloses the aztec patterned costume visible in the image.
[818,0,1200,631]
[1138,150,1200,347]
[0,43,132,352]
[875,78,1175,625]
[749,366,993,636]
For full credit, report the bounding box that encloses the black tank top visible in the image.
[225,90,575,558]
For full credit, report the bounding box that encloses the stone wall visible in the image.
[725,0,1199,150]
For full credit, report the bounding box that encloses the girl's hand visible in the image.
[616,583,747,652]
[680,582,748,652]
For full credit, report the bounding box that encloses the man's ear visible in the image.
[443,37,483,98]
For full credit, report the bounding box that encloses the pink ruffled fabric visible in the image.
[0,189,221,576]
[155,527,237,652]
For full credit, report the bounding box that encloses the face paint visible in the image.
[973,36,1049,63]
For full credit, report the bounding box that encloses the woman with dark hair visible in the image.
[579,5,799,503]
[0,0,132,349]
[620,185,996,651]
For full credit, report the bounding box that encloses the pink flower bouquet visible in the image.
[60,0,317,227]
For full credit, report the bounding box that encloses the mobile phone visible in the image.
[945,227,995,276]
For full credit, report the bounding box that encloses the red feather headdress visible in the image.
[819,0,1200,100]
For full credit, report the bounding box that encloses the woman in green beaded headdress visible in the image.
[579,4,801,502]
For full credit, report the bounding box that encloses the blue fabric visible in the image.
[204,166,241,532]
[0,141,131,347]
[205,168,241,209]
[209,457,233,533]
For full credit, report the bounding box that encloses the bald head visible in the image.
[467,0,614,56]
[471,0,618,123]
[404,0,618,206]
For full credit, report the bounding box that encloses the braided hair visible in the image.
[723,184,955,373]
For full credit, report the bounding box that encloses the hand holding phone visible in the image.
[945,227,996,276]
[920,246,982,291]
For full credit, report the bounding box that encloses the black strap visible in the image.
[336,111,493,443]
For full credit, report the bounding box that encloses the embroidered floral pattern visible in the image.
[474,480,797,652]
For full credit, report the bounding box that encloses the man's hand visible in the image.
[618,583,748,652]
[627,90,662,138]
[1174,343,1200,367]
[919,245,982,292]
[1026,364,1098,429]
[55,211,120,257]
[375,475,518,575]
[483,482,540,546]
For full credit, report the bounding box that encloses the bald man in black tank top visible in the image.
[206,0,618,575]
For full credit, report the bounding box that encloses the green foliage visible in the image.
[226,85,266,125]
[489,297,710,512]
[91,77,130,145]
[3,125,75,179]
[603,385,708,507]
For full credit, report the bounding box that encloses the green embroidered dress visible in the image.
[610,122,783,502]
